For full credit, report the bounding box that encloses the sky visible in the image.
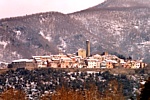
[0,0,105,19]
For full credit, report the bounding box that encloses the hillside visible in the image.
[0,0,150,63]
[95,0,150,8]
[0,12,90,62]
[0,68,149,99]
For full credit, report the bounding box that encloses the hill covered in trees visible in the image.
[0,68,149,99]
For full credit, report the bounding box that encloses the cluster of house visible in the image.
[5,40,146,69]
[10,49,147,69]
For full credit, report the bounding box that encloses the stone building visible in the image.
[12,59,36,69]
[78,49,86,58]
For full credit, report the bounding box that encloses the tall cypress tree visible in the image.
[140,77,150,100]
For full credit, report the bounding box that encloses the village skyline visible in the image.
[7,40,147,70]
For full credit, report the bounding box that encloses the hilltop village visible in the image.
[5,40,146,70]
[0,41,149,100]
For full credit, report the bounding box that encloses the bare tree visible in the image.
[0,88,26,100]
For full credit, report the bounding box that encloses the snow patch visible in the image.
[39,15,46,24]
[12,51,17,55]
[39,31,45,37]
[92,41,98,44]
[59,37,67,49]
[45,35,52,42]
[148,19,150,25]
[0,41,8,48]
[14,30,22,40]
[134,26,139,29]
[12,51,22,58]
[16,30,21,36]
[40,18,46,24]
[39,31,52,42]
[140,41,150,45]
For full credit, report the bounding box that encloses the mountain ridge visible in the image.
[94,0,150,8]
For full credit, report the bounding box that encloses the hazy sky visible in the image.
[0,0,105,19]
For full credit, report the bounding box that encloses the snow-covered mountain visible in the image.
[0,0,150,63]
